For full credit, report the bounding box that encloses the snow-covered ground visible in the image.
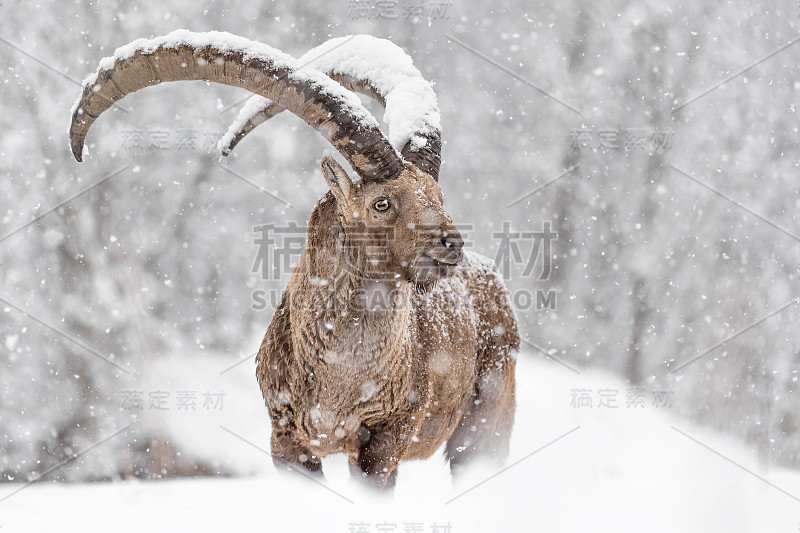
[2,353,799,533]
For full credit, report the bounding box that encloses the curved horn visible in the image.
[219,35,442,180]
[69,30,403,183]
[219,74,385,157]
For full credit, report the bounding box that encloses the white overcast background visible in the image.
[1,1,800,531]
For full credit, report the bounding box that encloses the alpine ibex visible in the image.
[70,30,519,488]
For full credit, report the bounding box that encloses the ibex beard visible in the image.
[68,30,519,489]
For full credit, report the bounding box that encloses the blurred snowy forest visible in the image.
[1,0,799,485]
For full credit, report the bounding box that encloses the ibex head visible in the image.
[320,156,463,288]
[69,30,462,287]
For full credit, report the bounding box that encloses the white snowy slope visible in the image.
[2,352,799,533]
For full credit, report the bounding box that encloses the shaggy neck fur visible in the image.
[288,194,415,374]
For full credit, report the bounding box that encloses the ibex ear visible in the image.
[321,155,353,207]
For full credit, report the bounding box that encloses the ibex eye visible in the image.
[373,198,390,212]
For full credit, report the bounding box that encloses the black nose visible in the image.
[441,231,464,254]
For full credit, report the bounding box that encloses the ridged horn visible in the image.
[69,30,404,183]
[219,35,442,180]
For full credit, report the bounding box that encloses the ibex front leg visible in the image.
[258,295,324,477]
[349,426,404,489]
[270,419,324,476]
